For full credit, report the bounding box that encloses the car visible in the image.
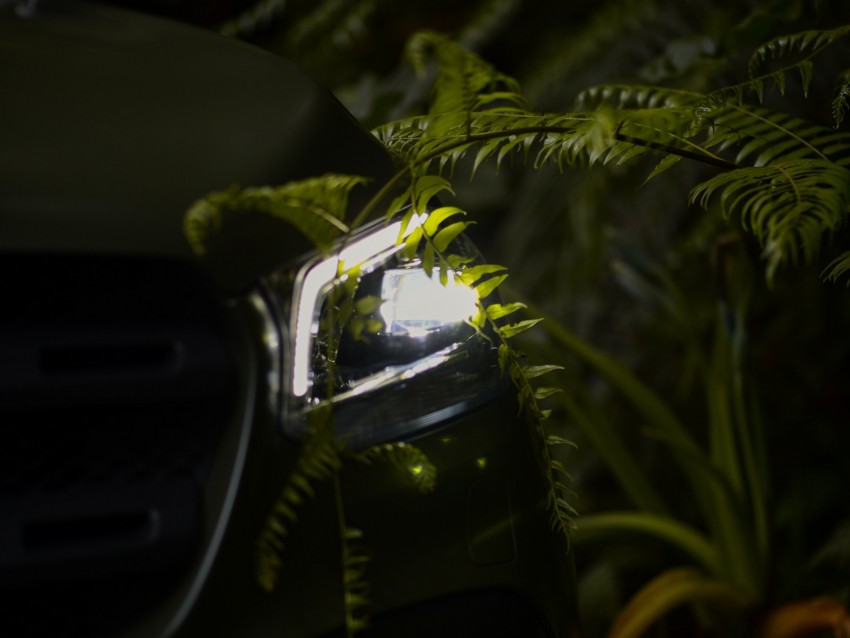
[0,1,580,636]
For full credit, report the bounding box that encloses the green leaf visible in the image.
[690,160,850,284]
[485,302,527,320]
[523,364,565,379]
[256,411,340,592]
[184,174,366,255]
[434,221,473,252]
[423,206,465,235]
[422,241,435,275]
[832,69,850,128]
[534,387,563,400]
[355,295,383,316]
[749,25,850,78]
[576,513,721,576]
[386,188,413,220]
[497,343,512,374]
[823,250,850,284]
[607,569,751,638]
[643,155,682,185]
[356,442,437,494]
[402,226,423,259]
[546,434,576,448]
[413,175,454,213]
[475,273,509,299]
[499,317,544,339]
[459,264,508,286]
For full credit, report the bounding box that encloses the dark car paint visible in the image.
[0,0,394,292]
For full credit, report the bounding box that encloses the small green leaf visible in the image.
[643,155,682,185]
[497,343,512,373]
[349,318,365,342]
[386,188,413,220]
[499,317,543,338]
[475,273,509,299]
[832,69,850,128]
[460,264,508,286]
[438,259,449,286]
[413,175,454,213]
[523,364,565,379]
[470,306,488,328]
[534,387,563,400]
[799,60,813,98]
[434,221,473,252]
[547,434,577,448]
[422,242,435,274]
[402,226,423,259]
[355,295,383,315]
[753,78,765,103]
[424,206,465,235]
[447,253,476,269]
[485,302,527,320]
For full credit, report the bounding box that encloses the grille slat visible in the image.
[0,255,238,637]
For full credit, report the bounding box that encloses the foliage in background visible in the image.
[194,0,850,635]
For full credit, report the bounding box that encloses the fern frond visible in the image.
[833,69,850,128]
[822,251,850,284]
[217,0,286,37]
[687,25,850,116]
[577,84,702,111]
[378,108,710,178]
[355,442,437,494]
[256,409,341,592]
[340,525,371,636]
[690,160,850,283]
[185,174,369,255]
[500,342,577,540]
[748,25,850,79]
[406,30,527,117]
[703,105,850,167]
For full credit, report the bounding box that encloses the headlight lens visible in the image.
[280,212,504,447]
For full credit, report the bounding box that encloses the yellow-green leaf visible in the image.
[499,317,543,338]
[475,273,509,299]
[459,264,508,286]
[434,221,473,252]
[534,387,563,400]
[402,226,423,259]
[523,364,565,379]
[486,302,527,320]
[423,242,435,274]
[424,206,465,236]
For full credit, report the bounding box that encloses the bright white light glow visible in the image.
[291,215,426,398]
[380,268,479,337]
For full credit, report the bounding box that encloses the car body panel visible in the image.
[0,0,394,292]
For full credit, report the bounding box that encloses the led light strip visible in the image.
[291,214,426,398]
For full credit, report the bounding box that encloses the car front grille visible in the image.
[0,255,237,637]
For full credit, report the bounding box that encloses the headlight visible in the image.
[276,211,505,448]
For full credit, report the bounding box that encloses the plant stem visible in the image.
[354,121,739,228]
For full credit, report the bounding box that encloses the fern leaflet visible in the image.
[184,174,368,255]
[690,160,850,283]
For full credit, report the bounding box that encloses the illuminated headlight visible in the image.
[279,212,504,447]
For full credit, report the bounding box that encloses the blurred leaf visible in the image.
[607,568,751,638]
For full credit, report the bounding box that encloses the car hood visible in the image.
[0,0,394,293]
